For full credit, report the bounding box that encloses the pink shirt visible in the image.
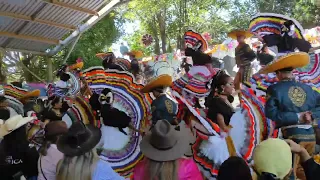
[133,158,203,180]
[38,144,64,180]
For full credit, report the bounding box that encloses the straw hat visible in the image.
[141,74,172,93]
[57,122,101,157]
[0,115,34,137]
[259,52,309,74]
[69,58,84,70]
[140,120,189,161]
[227,30,253,39]
[126,50,144,59]
[253,138,292,179]
[96,52,115,60]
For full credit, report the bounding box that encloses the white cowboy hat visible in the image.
[0,115,34,137]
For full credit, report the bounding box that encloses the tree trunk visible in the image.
[149,17,160,54]
[157,10,167,54]
[154,37,161,55]
[176,0,185,50]
[176,35,181,50]
[21,53,34,82]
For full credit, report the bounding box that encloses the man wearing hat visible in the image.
[141,74,179,126]
[263,52,320,179]
[228,30,256,93]
[96,52,124,71]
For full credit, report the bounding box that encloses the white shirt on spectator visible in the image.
[38,144,63,180]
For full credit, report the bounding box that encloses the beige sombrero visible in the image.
[0,115,34,137]
[141,74,172,93]
[259,52,310,74]
[228,29,253,39]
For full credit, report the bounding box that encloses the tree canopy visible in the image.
[123,0,320,56]
[66,12,124,68]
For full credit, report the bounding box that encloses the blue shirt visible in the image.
[92,160,124,180]
[120,45,129,55]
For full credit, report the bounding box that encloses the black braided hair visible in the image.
[56,64,68,77]
[60,72,70,82]
[185,47,212,66]
[205,70,231,107]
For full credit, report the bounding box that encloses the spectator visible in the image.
[285,139,320,180]
[253,138,292,180]
[38,121,68,180]
[217,156,252,180]
[56,122,124,180]
[133,120,202,180]
[0,113,39,180]
[120,43,129,56]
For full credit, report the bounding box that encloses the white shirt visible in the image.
[55,80,68,88]
[92,160,124,180]
[38,144,64,180]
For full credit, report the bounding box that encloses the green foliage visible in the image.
[229,0,320,29]
[123,0,320,56]
[123,0,233,55]
[66,12,123,68]
[293,0,320,28]
[123,30,154,56]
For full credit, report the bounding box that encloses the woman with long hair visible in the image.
[38,121,68,180]
[190,70,243,179]
[0,110,39,180]
[55,65,72,90]
[133,120,202,180]
[43,96,70,123]
[56,122,124,180]
[205,71,235,132]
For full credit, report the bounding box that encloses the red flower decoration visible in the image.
[142,34,153,46]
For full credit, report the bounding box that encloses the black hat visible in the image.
[57,122,101,157]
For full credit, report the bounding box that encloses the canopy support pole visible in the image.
[47,56,53,82]
[62,33,81,64]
